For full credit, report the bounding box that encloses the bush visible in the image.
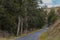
[48,9,57,26]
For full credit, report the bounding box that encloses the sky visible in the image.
[38,0,60,8]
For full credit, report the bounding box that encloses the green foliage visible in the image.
[48,9,57,26]
[0,0,47,35]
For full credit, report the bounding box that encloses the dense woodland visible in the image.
[0,0,57,36]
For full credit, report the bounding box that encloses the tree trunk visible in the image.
[21,18,23,35]
[17,16,21,36]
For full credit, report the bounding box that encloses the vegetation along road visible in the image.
[16,27,48,40]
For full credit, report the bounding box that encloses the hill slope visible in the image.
[47,18,60,40]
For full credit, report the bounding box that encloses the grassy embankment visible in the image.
[39,24,60,40]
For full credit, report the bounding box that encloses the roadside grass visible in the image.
[0,36,17,40]
[0,29,41,40]
[38,32,47,40]
[38,32,60,40]
[0,38,7,40]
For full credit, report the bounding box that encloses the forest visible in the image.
[0,0,57,37]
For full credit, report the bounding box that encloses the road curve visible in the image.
[15,28,48,40]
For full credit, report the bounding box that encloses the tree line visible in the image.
[0,0,57,36]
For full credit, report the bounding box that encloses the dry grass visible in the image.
[52,36,60,40]
[0,38,7,40]
[0,36,18,40]
[47,23,60,40]
[0,37,16,40]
